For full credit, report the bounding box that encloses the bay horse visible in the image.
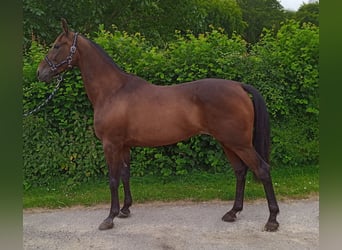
[37,19,279,231]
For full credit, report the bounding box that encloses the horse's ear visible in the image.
[61,18,69,35]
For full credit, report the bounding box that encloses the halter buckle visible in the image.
[70,45,76,54]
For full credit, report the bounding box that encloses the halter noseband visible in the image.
[45,32,79,72]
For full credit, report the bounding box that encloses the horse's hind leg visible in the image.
[221,147,248,222]
[119,150,132,218]
[257,156,279,231]
[235,147,280,231]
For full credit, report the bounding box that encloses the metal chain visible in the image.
[23,74,64,117]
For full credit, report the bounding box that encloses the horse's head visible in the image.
[37,18,79,82]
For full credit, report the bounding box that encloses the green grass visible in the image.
[23,165,319,209]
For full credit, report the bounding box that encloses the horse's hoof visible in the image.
[98,219,114,230]
[264,221,279,232]
[222,212,237,222]
[118,209,130,218]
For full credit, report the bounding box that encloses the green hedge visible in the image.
[23,20,318,188]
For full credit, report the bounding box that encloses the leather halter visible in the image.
[45,32,79,72]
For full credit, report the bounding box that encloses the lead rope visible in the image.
[23,73,64,117]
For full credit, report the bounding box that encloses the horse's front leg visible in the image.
[119,149,132,218]
[98,143,127,230]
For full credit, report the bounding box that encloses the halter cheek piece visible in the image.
[45,32,79,72]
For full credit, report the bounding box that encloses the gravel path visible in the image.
[23,198,319,250]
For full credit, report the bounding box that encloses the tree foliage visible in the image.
[23,0,245,49]
[237,0,285,43]
[295,2,319,26]
[195,0,246,36]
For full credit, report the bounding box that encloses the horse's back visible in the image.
[180,78,246,103]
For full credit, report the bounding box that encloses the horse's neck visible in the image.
[77,38,128,107]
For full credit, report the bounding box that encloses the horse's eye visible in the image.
[53,44,60,49]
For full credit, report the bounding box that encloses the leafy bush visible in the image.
[23,21,318,188]
[23,116,106,189]
[244,21,319,119]
[130,136,228,178]
[271,118,319,167]
[242,20,319,166]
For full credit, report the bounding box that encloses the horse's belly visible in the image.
[125,113,203,147]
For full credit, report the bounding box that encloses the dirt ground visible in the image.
[23,197,319,250]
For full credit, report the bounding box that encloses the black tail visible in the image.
[242,84,270,164]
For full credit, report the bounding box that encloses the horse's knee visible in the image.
[109,177,119,190]
[121,166,130,181]
[235,167,248,180]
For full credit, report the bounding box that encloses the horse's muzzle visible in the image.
[37,67,53,83]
